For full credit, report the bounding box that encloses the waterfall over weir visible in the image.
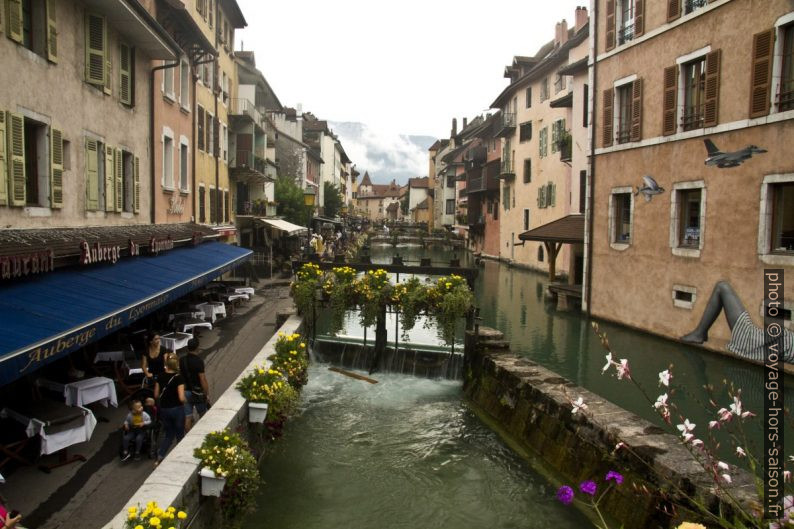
[312,336,464,380]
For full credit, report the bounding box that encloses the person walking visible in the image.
[141,332,166,388]
[153,353,186,466]
[180,338,210,432]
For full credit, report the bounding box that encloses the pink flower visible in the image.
[654,393,669,410]
[602,353,615,374]
[571,397,587,415]
[616,359,631,380]
[784,470,791,483]
[691,438,704,448]
[717,408,733,422]
[658,369,671,387]
[677,419,696,434]
[708,420,720,430]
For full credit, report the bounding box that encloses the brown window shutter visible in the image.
[703,50,721,127]
[749,29,775,118]
[663,65,678,135]
[635,0,645,37]
[606,0,616,51]
[667,0,681,22]
[630,79,643,142]
[602,88,614,147]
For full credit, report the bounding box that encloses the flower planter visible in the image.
[248,401,269,423]
[199,467,226,497]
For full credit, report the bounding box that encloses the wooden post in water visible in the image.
[370,305,387,374]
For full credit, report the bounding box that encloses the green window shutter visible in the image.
[551,183,556,207]
[7,112,25,206]
[133,155,140,213]
[0,112,7,206]
[45,0,57,63]
[104,56,112,95]
[85,13,105,85]
[119,43,131,105]
[85,138,99,210]
[104,144,114,211]
[114,147,122,212]
[6,0,23,43]
[50,127,63,208]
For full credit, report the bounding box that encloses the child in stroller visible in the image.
[120,391,159,461]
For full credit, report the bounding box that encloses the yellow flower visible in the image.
[177,511,187,520]
[676,524,706,529]
[153,508,164,517]
[128,513,138,520]
[135,526,144,529]
[129,506,138,514]
[149,516,161,527]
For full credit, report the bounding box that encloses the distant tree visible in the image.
[275,176,310,226]
[323,182,343,218]
[400,194,409,215]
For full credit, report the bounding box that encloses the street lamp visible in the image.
[303,187,316,256]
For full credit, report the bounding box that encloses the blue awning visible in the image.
[0,241,251,386]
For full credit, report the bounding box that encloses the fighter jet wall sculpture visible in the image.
[635,175,664,202]
[704,139,767,168]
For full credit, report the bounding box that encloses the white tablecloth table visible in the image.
[194,302,226,323]
[93,350,124,363]
[223,293,249,302]
[65,377,118,408]
[234,287,255,296]
[161,332,192,352]
[1,402,97,456]
[180,320,213,333]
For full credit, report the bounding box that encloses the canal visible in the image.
[243,242,792,527]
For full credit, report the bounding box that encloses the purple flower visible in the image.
[579,480,597,496]
[605,471,624,484]
[556,485,575,505]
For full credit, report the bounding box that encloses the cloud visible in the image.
[330,122,436,185]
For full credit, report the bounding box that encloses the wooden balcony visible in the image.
[494,112,516,138]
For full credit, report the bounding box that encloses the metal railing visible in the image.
[495,112,516,137]
[684,0,708,14]
[229,98,263,126]
[617,22,635,45]
[232,150,267,174]
[500,156,514,176]
[237,200,277,217]
[778,79,794,112]
[681,105,705,131]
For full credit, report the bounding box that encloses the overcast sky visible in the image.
[236,0,588,139]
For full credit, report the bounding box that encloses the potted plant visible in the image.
[124,502,187,529]
[268,333,310,388]
[194,429,259,522]
[236,365,299,432]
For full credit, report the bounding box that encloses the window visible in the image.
[537,182,556,209]
[540,77,549,102]
[551,119,566,153]
[180,141,189,192]
[502,185,510,211]
[22,117,49,206]
[207,112,214,157]
[222,71,229,104]
[612,192,632,243]
[618,0,636,45]
[493,200,499,220]
[519,121,532,142]
[539,127,548,158]
[525,86,532,108]
[119,44,134,106]
[780,24,794,112]
[180,59,190,108]
[197,106,205,151]
[670,182,705,257]
[0,114,61,209]
[446,199,455,215]
[122,150,134,212]
[523,159,531,184]
[537,245,544,262]
[16,0,51,59]
[683,0,707,15]
[554,73,564,94]
[85,13,107,88]
[199,185,206,222]
[673,285,697,310]
[224,190,229,223]
[162,133,174,189]
[209,187,217,223]
[163,61,175,99]
[523,209,530,231]
[221,123,227,161]
[682,57,706,131]
[771,183,794,252]
[583,84,589,128]
[616,83,632,143]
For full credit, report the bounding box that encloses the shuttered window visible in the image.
[85,13,106,86]
[0,113,7,206]
[209,188,217,223]
[780,25,794,112]
[119,43,133,106]
[539,127,547,158]
[602,88,614,146]
[197,106,205,151]
[224,190,229,223]
[630,78,643,141]
[7,113,25,206]
[45,0,57,62]
[133,155,140,213]
[114,147,123,212]
[605,0,616,51]
[199,186,206,222]
[667,0,681,22]
[703,50,721,128]
[6,0,23,43]
[85,138,99,210]
[104,144,114,211]
[50,127,63,208]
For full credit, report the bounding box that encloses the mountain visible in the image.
[329,121,437,186]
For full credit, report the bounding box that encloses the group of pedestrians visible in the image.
[122,333,211,466]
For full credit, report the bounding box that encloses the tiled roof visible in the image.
[518,214,584,244]
[408,177,429,188]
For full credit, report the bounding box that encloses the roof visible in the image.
[518,214,584,244]
[549,92,573,108]
[0,242,251,386]
[306,148,324,163]
[408,177,429,189]
[257,218,307,236]
[219,0,247,27]
[415,197,430,210]
[491,23,589,108]
[558,56,588,76]
[360,171,373,186]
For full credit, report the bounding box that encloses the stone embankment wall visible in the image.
[102,315,303,529]
[463,327,756,529]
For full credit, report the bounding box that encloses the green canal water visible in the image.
[243,243,792,528]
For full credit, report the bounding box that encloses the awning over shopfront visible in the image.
[256,218,308,237]
[0,242,251,387]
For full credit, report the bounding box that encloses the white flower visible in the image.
[614,442,626,452]
[616,359,631,380]
[785,470,791,483]
[571,397,588,415]
[717,461,729,471]
[654,393,669,410]
[691,438,704,448]
[677,419,696,434]
[717,408,733,422]
[729,396,742,417]
[658,369,671,387]
[736,446,746,458]
[602,353,614,374]
[721,473,732,484]
[708,420,720,430]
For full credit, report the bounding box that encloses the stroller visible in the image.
[119,387,160,460]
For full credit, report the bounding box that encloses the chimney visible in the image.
[575,6,588,33]
[451,118,457,138]
[555,22,561,46]
[559,19,569,45]
[462,117,468,130]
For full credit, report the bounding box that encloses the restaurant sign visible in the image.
[0,250,54,280]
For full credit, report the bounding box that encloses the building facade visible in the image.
[587,0,794,355]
